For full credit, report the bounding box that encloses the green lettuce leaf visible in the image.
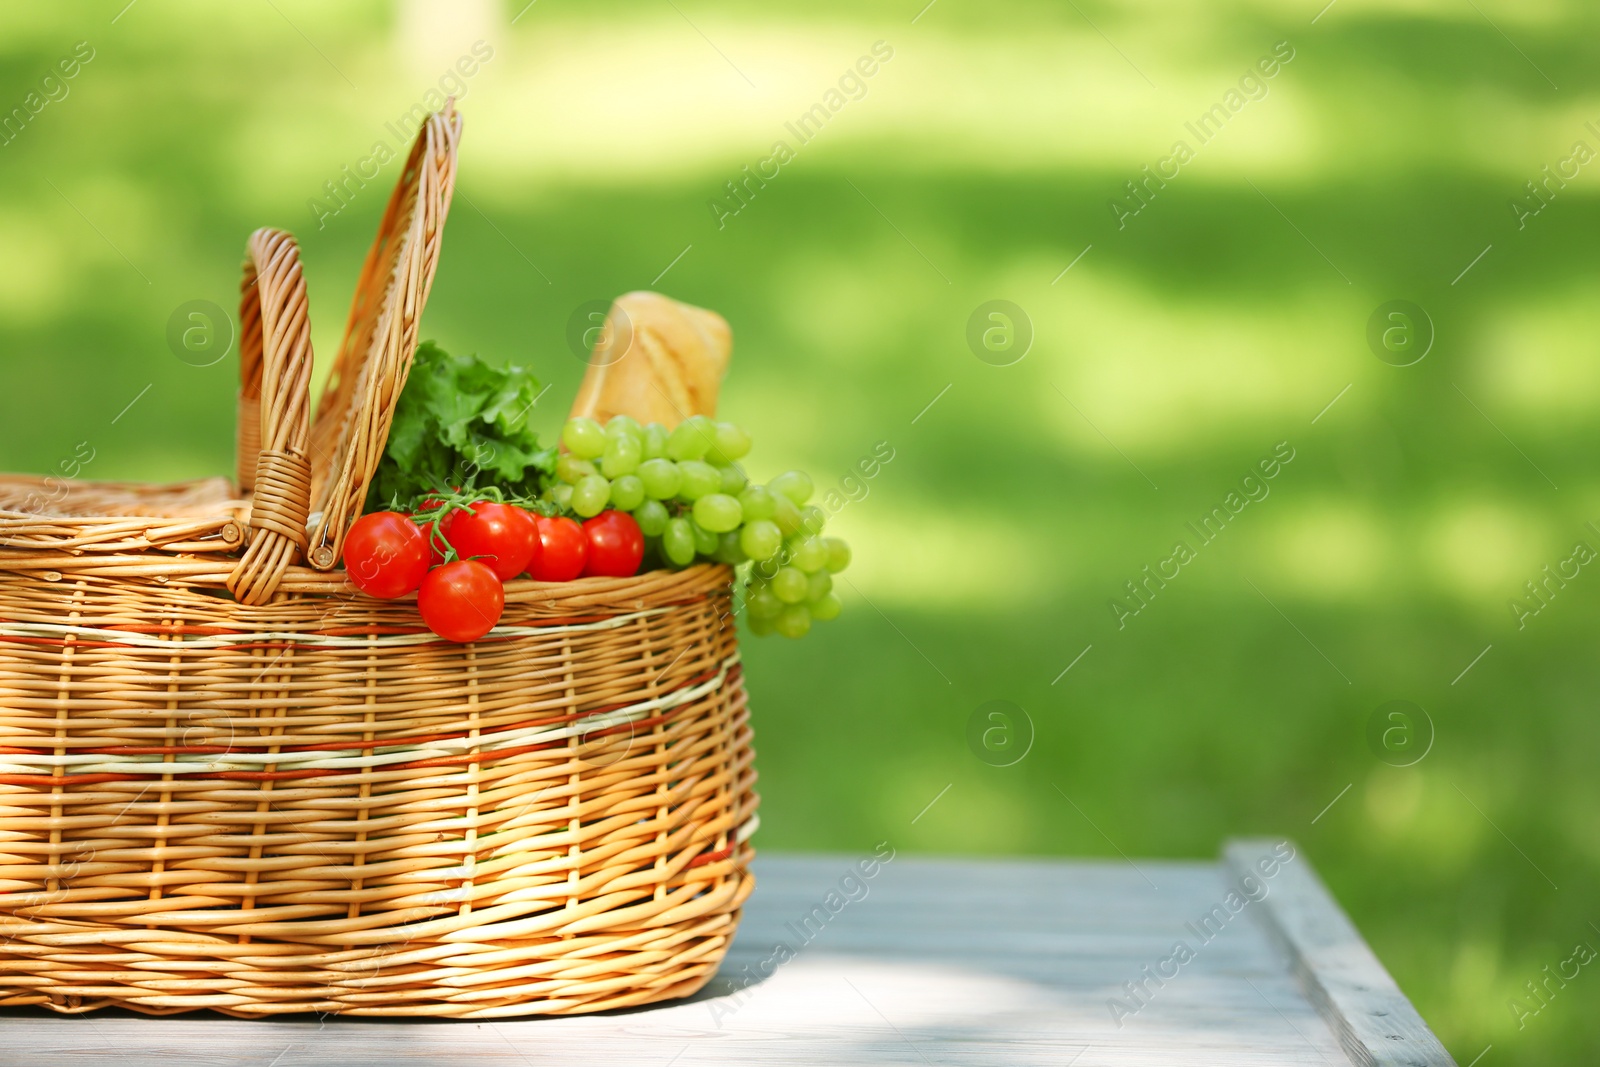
[365,341,555,510]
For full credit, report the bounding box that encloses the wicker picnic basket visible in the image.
[0,104,757,1018]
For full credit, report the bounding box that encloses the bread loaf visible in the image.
[568,291,731,428]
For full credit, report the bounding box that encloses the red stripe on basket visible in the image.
[0,665,730,759]
[687,844,735,868]
[0,773,141,786]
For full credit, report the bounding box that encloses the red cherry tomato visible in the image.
[342,512,430,599]
[444,501,539,580]
[529,515,587,582]
[582,510,645,578]
[417,559,505,642]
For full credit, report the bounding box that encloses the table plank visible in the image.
[0,844,1443,1066]
[1224,839,1456,1066]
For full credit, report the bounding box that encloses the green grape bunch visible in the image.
[548,414,850,639]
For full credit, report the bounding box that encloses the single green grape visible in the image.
[662,517,696,566]
[562,416,606,459]
[546,483,574,510]
[749,613,778,637]
[633,499,670,536]
[806,570,833,602]
[799,505,827,535]
[712,530,747,564]
[666,415,715,461]
[676,460,722,501]
[823,537,851,573]
[717,465,748,495]
[693,493,742,533]
[640,422,669,460]
[769,470,813,506]
[637,458,683,499]
[713,422,752,461]
[691,520,719,556]
[571,474,611,518]
[792,536,829,573]
[555,454,596,485]
[600,433,642,478]
[738,485,777,520]
[609,474,645,511]
[746,583,783,620]
[776,603,812,639]
[809,591,842,621]
[605,414,642,439]
[738,519,782,561]
[771,566,808,604]
[772,493,804,535]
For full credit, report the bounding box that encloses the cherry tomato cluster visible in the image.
[342,497,644,643]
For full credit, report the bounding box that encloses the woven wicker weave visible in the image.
[0,104,757,1018]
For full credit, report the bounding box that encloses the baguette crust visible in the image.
[569,291,731,428]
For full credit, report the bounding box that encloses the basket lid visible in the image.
[301,103,462,569]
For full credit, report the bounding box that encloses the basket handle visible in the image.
[226,228,314,605]
[236,308,261,492]
[301,103,462,569]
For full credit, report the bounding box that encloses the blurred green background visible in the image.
[1,0,1595,1059]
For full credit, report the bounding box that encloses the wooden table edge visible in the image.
[1222,837,1457,1067]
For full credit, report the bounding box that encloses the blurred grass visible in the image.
[3,0,1599,1058]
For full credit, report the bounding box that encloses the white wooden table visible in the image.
[0,840,1454,1066]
